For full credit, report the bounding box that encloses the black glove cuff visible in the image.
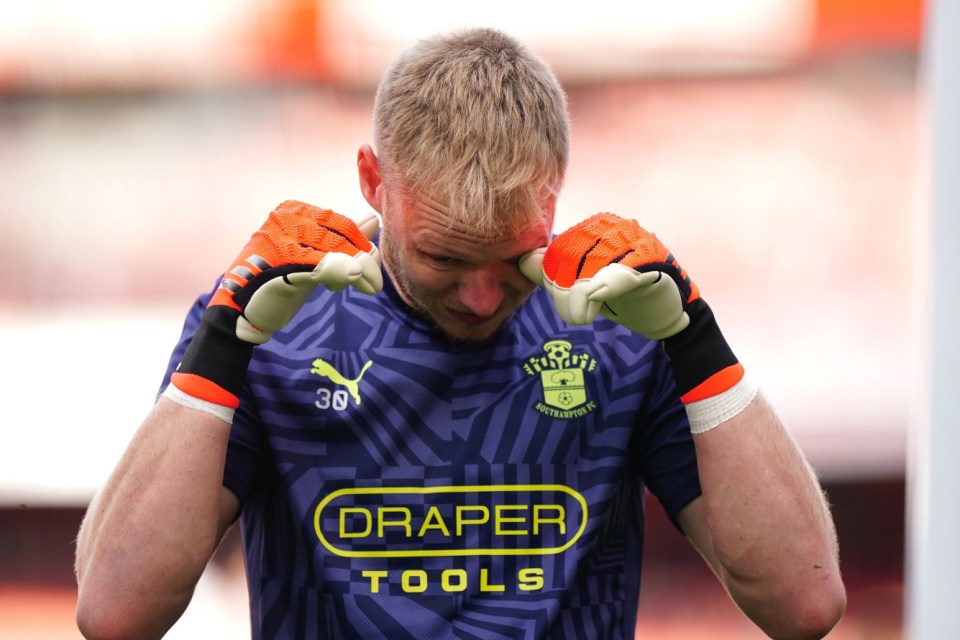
[177,305,255,400]
[662,298,739,398]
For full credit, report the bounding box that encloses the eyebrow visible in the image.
[417,232,543,267]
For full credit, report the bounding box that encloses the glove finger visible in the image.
[568,280,604,324]
[581,263,661,303]
[518,247,547,285]
[596,272,690,340]
[544,279,602,326]
[346,210,381,242]
[289,251,382,295]
[241,275,318,341]
[351,247,384,295]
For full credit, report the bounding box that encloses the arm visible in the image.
[522,212,845,639]
[676,394,845,640]
[74,201,382,639]
[75,400,240,639]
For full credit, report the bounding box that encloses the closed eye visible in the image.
[422,252,464,268]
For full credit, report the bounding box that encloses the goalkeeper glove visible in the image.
[520,212,755,433]
[166,200,382,418]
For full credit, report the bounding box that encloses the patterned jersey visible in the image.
[160,271,701,640]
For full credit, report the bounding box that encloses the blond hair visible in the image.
[373,28,570,236]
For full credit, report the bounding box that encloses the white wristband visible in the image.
[684,375,758,435]
[162,383,236,424]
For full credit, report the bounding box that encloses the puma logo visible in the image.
[310,358,373,405]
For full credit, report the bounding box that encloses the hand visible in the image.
[170,200,381,410]
[210,200,382,344]
[519,212,697,340]
[522,213,750,424]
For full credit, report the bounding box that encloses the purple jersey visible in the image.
[161,273,701,639]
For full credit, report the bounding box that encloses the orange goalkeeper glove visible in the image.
[168,200,382,414]
[520,212,755,432]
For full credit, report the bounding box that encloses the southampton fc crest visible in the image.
[523,340,598,419]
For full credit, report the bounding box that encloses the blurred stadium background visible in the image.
[0,0,925,637]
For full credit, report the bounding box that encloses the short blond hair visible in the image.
[373,28,570,236]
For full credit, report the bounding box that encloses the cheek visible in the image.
[502,265,537,296]
[402,260,459,296]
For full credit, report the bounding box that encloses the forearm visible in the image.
[692,393,845,638]
[75,397,232,639]
[520,212,845,636]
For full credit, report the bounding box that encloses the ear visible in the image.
[357,144,384,213]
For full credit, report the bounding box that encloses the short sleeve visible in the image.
[634,344,702,527]
[157,290,209,399]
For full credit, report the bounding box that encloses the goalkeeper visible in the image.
[75,27,845,640]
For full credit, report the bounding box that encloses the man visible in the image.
[75,28,845,639]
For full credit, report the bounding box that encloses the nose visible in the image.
[457,266,508,317]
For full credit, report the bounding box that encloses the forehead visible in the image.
[398,190,553,257]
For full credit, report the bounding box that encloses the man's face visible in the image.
[379,189,554,341]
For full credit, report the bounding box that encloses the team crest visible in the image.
[523,340,598,419]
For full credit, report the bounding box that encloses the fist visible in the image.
[520,212,698,340]
[212,200,382,344]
